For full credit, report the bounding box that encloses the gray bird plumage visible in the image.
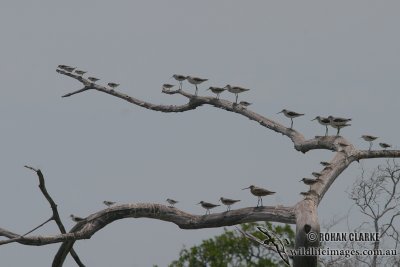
[242,185,275,207]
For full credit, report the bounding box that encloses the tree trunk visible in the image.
[293,200,320,267]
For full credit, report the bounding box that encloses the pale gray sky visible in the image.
[1,1,399,266]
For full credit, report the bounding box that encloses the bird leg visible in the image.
[195,85,198,96]
[235,94,238,104]
[260,197,263,207]
[325,126,328,136]
[290,118,294,129]
[369,142,372,151]
[336,128,340,136]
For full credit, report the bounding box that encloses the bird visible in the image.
[197,201,220,215]
[107,82,120,89]
[103,201,116,207]
[379,143,391,149]
[328,116,352,124]
[300,178,321,186]
[88,77,100,83]
[361,135,378,151]
[186,76,208,95]
[207,86,226,99]
[62,66,76,72]
[219,197,240,211]
[74,70,87,76]
[330,122,351,136]
[320,161,332,170]
[320,161,331,167]
[311,116,331,136]
[239,101,252,108]
[70,214,84,222]
[277,109,304,129]
[328,116,352,135]
[57,65,75,72]
[311,172,322,178]
[224,85,250,104]
[57,64,71,70]
[242,185,275,207]
[300,190,318,197]
[166,198,179,207]
[172,74,186,89]
[162,84,175,90]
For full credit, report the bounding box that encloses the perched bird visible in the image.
[361,135,378,151]
[300,178,321,186]
[197,201,220,215]
[70,214,84,222]
[242,185,275,207]
[108,82,120,89]
[57,64,71,69]
[166,198,179,207]
[277,109,304,129]
[320,161,332,170]
[207,86,226,99]
[224,85,250,104]
[103,201,116,207]
[328,116,352,124]
[311,172,322,178]
[300,190,318,197]
[172,74,186,89]
[219,197,240,211]
[187,76,208,95]
[62,66,76,72]
[239,101,252,108]
[320,161,331,167]
[328,116,352,135]
[74,70,87,76]
[88,77,100,83]
[312,116,331,136]
[330,123,351,135]
[162,84,175,90]
[379,143,391,150]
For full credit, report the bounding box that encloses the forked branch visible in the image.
[23,166,85,267]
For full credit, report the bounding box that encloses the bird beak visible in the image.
[299,179,303,182]
[242,187,249,190]
[311,118,316,121]
[276,111,283,114]
[196,202,201,205]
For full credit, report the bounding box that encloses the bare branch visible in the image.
[57,70,346,153]
[53,203,294,266]
[356,150,400,160]
[24,166,85,267]
[0,203,294,244]
[23,216,53,236]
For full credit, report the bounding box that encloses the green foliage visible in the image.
[169,222,295,267]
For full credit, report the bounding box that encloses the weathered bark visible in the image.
[293,200,320,267]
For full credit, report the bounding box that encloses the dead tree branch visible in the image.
[23,166,85,267]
